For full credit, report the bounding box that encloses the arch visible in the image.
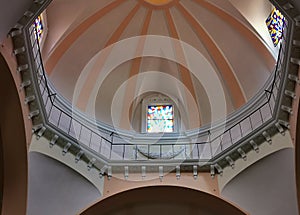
[80,186,247,214]
[0,53,28,215]
[295,91,300,210]
[0,130,3,213]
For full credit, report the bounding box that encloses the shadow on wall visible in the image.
[221,148,299,215]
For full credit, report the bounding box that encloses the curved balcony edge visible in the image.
[9,0,300,176]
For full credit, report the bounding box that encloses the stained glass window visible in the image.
[147,105,174,133]
[34,15,44,42]
[266,8,285,47]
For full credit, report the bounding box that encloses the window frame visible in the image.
[141,94,179,134]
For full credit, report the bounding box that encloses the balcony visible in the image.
[9,0,300,178]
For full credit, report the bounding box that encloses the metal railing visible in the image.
[25,14,290,165]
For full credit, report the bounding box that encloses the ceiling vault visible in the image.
[176,2,246,108]
[45,0,126,75]
[76,2,141,111]
[120,8,153,129]
[193,0,275,70]
[165,8,202,127]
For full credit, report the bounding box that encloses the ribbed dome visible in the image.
[41,0,277,131]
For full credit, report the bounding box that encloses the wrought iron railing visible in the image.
[25,14,289,166]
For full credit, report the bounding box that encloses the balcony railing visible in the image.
[12,0,299,174]
[27,19,288,161]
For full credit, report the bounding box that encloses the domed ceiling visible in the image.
[40,0,277,132]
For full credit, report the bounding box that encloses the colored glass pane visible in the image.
[266,8,285,47]
[34,15,44,42]
[147,105,174,133]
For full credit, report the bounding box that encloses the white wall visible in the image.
[221,148,299,215]
[27,152,101,215]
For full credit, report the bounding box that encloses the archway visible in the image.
[0,53,28,215]
[81,186,246,215]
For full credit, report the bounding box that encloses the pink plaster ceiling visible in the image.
[41,0,276,130]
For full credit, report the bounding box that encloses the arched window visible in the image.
[141,94,178,133]
[266,7,286,47]
[147,104,174,133]
[33,13,48,49]
[34,15,44,42]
